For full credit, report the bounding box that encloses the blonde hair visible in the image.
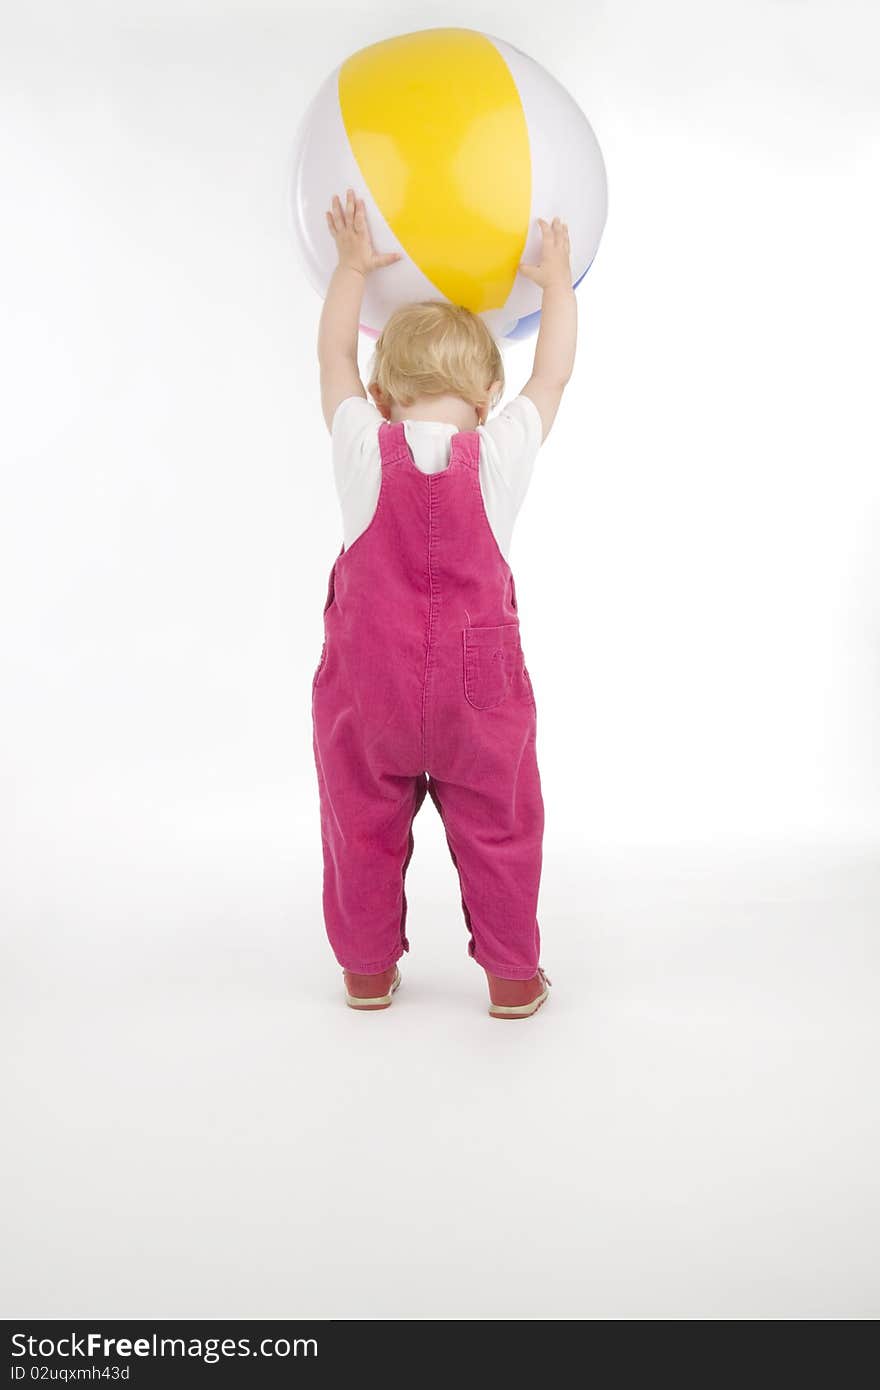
[368,301,504,414]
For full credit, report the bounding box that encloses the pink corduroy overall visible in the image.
[311,419,544,981]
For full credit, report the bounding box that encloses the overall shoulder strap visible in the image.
[453,429,481,471]
[378,419,408,465]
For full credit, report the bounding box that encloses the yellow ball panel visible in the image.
[339,28,531,313]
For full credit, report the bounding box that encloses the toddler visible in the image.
[312,188,576,1019]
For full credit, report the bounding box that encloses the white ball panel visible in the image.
[486,35,608,330]
[290,68,446,329]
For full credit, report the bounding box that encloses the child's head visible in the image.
[367,301,504,425]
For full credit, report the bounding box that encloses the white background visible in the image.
[2,0,879,1319]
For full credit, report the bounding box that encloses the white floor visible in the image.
[3,822,879,1320]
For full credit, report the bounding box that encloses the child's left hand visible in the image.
[326,189,402,277]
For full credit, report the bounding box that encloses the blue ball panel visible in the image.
[503,261,593,340]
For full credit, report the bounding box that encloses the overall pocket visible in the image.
[463,623,522,710]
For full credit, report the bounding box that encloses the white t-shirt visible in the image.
[330,394,543,564]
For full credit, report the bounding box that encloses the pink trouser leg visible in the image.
[314,737,429,973]
[426,737,544,981]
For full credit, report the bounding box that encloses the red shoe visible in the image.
[485,966,551,1020]
[343,965,401,1011]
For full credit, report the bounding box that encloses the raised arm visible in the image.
[317,189,402,433]
[517,218,577,443]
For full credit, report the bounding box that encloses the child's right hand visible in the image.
[518,217,572,291]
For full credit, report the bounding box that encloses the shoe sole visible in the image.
[345,969,401,1011]
[488,983,550,1020]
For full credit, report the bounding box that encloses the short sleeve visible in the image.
[331,395,383,500]
[479,394,544,512]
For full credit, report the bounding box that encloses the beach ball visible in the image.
[290,27,607,341]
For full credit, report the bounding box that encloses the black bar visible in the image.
[4,1323,340,1386]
